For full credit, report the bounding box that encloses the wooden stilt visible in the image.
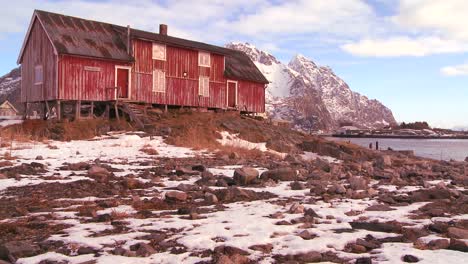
[45,101,50,120]
[114,102,120,121]
[105,103,110,119]
[23,102,28,120]
[57,101,61,120]
[164,104,168,113]
[75,100,81,120]
[90,101,94,118]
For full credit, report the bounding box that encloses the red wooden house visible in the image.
[17,10,268,120]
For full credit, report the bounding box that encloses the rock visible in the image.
[309,185,326,196]
[350,221,401,233]
[165,191,188,202]
[177,207,196,215]
[260,168,297,181]
[176,183,199,192]
[77,246,95,255]
[402,255,419,263]
[356,237,381,250]
[192,164,206,172]
[328,183,346,194]
[248,244,273,253]
[449,238,468,252]
[304,208,319,218]
[35,155,44,160]
[290,181,306,190]
[215,187,258,202]
[465,157,468,162]
[289,203,304,214]
[294,251,322,262]
[429,222,449,234]
[0,173,6,180]
[377,155,392,168]
[366,204,395,211]
[355,257,372,264]
[447,227,468,239]
[349,243,367,253]
[87,165,110,182]
[175,167,199,176]
[298,230,315,240]
[402,227,429,242]
[204,192,218,203]
[0,240,41,262]
[96,213,112,222]
[233,167,259,186]
[131,243,156,257]
[349,176,368,190]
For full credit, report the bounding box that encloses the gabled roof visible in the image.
[0,100,19,113]
[18,10,269,84]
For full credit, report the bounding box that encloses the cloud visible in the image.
[441,63,468,76]
[342,36,468,57]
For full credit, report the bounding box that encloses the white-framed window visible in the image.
[153,69,166,93]
[34,65,43,85]
[199,76,210,97]
[152,43,166,60]
[198,51,210,67]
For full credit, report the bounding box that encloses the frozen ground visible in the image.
[0,132,467,263]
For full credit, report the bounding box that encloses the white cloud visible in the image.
[441,63,468,76]
[342,36,468,57]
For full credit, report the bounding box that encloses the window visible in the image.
[34,65,43,85]
[199,76,209,97]
[153,69,166,92]
[198,51,210,67]
[152,43,166,60]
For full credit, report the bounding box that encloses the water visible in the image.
[328,137,468,161]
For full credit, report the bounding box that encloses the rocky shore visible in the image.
[0,114,467,263]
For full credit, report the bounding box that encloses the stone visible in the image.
[349,243,367,253]
[35,155,44,160]
[328,183,346,194]
[260,168,297,181]
[377,155,392,168]
[0,241,41,262]
[132,243,156,257]
[402,255,419,263]
[350,221,401,233]
[355,257,372,264]
[356,238,381,250]
[204,192,218,203]
[87,165,110,182]
[298,230,315,240]
[248,244,273,253]
[366,204,395,211]
[402,227,429,242]
[290,181,306,190]
[192,164,206,172]
[233,167,259,186]
[165,191,188,202]
[77,246,95,255]
[294,251,322,262]
[349,176,368,190]
[96,213,112,222]
[289,203,304,214]
[304,208,320,218]
[447,227,468,239]
[449,238,468,252]
[0,173,6,180]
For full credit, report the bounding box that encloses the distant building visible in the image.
[0,100,19,118]
[336,126,361,135]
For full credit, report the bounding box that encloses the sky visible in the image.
[1,0,467,129]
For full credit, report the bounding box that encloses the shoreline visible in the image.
[329,134,468,140]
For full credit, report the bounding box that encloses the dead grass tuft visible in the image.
[139,144,158,155]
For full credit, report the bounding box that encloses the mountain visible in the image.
[226,42,397,132]
[0,67,22,111]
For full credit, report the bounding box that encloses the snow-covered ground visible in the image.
[0,132,467,263]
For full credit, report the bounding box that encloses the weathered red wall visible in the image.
[237,80,265,113]
[20,18,57,103]
[58,55,130,101]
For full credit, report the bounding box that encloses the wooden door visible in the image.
[227,81,237,107]
[117,68,129,98]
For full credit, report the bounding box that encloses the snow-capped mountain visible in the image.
[226,42,396,131]
[0,67,22,110]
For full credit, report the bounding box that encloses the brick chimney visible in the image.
[159,24,168,36]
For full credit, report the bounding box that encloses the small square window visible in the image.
[152,43,166,60]
[34,65,43,85]
[198,52,210,67]
[199,76,209,97]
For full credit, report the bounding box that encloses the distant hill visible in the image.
[0,67,22,111]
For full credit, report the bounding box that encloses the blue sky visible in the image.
[1,0,467,129]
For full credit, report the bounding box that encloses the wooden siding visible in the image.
[131,39,228,108]
[237,80,265,113]
[58,55,130,101]
[20,18,57,103]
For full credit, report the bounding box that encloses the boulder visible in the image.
[349,176,368,190]
[350,221,401,233]
[0,240,41,262]
[87,165,110,182]
[447,227,468,239]
[294,251,322,262]
[204,192,219,203]
[289,203,304,214]
[290,181,306,190]
[402,255,419,263]
[328,183,346,194]
[260,168,297,181]
[233,167,259,186]
[355,257,372,264]
[376,155,392,168]
[130,243,156,257]
[366,204,395,211]
[449,238,468,252]
[165,191,188,202]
